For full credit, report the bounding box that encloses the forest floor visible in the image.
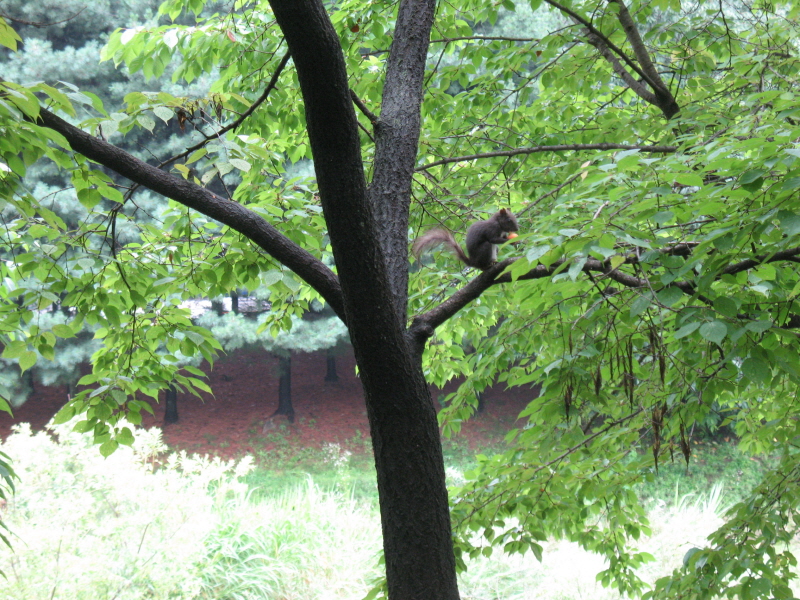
[0,347,534,460]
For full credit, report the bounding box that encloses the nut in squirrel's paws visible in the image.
[507,232,518,239]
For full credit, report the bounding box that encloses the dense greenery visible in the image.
[1,0,800,597]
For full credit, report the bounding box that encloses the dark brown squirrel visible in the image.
[412,208,519,270]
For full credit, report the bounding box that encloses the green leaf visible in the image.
[713,296,738,317]
[153,106,173,123]
[1,340,27,359]
[741,357,770,384]
[675,173,703,187]
[77,188,102,209]
[782,177,800,191]
[52,404,76,424]
[657,286,683,307]
[0,18,22,51]
[229,158,251,172]
[116,427,135,446]
[99,439,119,457]
[630,294,652,317]
[18,350,37,373]
[699,321,728,344]
[745,320,772,333]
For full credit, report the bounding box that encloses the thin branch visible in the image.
[0,7,86,27]
[416,143,677,171]
[430,35,539,43]
[349,89,379,124]
[518,170,585,217]
[157,50,292,172]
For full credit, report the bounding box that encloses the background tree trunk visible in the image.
[325,348,339,382]
[272,354,295,423]
[164,384,178,424]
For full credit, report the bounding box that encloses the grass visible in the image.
[0,420,779,600]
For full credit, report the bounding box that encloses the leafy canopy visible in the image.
[1,0,800,596]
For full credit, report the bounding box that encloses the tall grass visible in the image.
[0,422,772,600]
[197,479,381,599]
[0,422,381,600]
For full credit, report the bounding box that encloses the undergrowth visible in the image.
[0,420,775,600]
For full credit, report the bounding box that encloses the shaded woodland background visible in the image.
[0,347,533,458]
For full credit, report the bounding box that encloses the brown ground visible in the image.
[0,347,534,458]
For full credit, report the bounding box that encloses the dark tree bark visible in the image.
[268,2,457,597]
[24,369,34,395]
[164,384,179,424]
[272,354,295,423]
[476,391,486,414]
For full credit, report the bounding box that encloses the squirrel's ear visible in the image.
[499,208,509,215]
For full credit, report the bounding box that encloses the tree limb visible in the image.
[369,0,437,318]
[543,0,655,87]
[34,106,346,321]
[349,89,379,125]
[411,245,800,341]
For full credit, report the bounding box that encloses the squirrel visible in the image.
[412,208,519,270]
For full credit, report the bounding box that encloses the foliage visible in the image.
[0,418,769,600]
[196,308,348,355]
[1,0,800,596]
[198,477,381,599]
[0,419,238,599]
[0,420,381,600]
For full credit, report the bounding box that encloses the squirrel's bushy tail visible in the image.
[412,228,470,266]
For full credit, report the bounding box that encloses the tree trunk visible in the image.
[24,369,34,395]
[272,354,295,422]
[269,1,458,596]
[354,335,459,599]
[164,383,178,424]
[324,348,339,382]
[231,290,240,314]
[476,391,486,414]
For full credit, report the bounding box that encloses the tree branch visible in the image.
[416,143,677,171]
[34,106,346,321]
[582,29,662,107]
[410,245,800,342]
[369,0,437,318]
[430,35,539,43]
[543,0,655,87]
[607,0,679,118]
[609,0,668,95]
[349,89,379,125]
